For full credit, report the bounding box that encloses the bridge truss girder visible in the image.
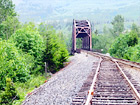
[72,19,92,53]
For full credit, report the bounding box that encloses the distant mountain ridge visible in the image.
[12,0,140,23]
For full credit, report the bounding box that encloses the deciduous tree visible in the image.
[0,0,16,23]
[110,15,124,37]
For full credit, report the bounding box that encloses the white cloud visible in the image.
[12,0,24,6]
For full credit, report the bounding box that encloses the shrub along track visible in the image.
[71,50,140,105]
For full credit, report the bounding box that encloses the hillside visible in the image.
[12,0,140,24]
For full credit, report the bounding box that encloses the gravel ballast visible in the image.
[121,64,140,86]
[22,52,99,105]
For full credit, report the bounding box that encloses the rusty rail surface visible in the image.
[71,50,140,105]
[114,59,140,103]
[85,57,102,105]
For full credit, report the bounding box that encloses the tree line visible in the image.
[92,15,140,62]
[0,0,69,104]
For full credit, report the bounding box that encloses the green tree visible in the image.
[0,0,16,23]
[38,23,69,73]
[110,15,124,37]
[0,78,19,105]
[94,29,98,35]
[0,16,20,40]
[76,38,82,49]
[103,25,108,35]
[0,39,31,89]
[92,34,112,53]
[131,23,140,37]
[10,23,45,73]
[109,31,138,58]
[0,0,19,40]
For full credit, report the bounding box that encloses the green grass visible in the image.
[12,74,50,105]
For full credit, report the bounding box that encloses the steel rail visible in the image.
[91,51,140,69]
[92,50,140,103]
[82,50,140,104]
[113,59,140,104]
[81,50,140,69]
[116,60,140,69]
[85,57,102,105]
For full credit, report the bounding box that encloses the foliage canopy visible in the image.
[10,23,45,73]
[0,39,31,90]
[109,31,138,58]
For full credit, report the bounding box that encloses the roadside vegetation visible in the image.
[0,0,69,104]
[0,0,140,105]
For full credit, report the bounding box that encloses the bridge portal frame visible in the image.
[72,19,92,53]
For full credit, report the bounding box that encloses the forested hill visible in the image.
[12,0,140,23]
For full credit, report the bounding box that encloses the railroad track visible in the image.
[71,51,140,105]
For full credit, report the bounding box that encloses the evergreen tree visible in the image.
[38,23,69,73]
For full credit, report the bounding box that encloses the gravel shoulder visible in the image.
[22,52,99,105]
[121,64,140,86]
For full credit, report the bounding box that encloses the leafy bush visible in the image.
[0,78,19,105]
[109,31,138,58]
[10,23,45,73]
[0,39,31,90]
[124,44,140,62]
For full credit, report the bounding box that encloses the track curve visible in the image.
[71,50,140,105]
